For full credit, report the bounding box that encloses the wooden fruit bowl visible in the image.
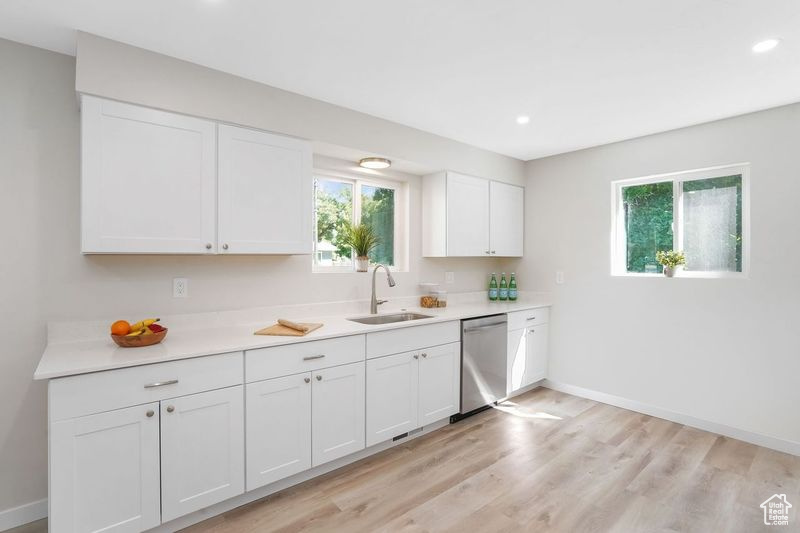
[111,328,168,348]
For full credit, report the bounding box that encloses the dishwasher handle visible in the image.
[463,322,507,333]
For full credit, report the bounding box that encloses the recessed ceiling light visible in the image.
[516,115,531,125]
[752,38,780,53]
[358,157,391,169]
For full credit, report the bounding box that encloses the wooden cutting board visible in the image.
[254,322,323,337]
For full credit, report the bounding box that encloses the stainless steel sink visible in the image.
[347,312,433,325]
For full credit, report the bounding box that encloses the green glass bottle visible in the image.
[488,273,498,301]
[508,272,518,301]
[499,272,509,301]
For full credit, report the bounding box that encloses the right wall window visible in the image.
[612,164,749,277]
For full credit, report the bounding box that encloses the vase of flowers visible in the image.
[656,250,686,278]
[342,222,379,272]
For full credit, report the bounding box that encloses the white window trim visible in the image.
[610,163,750,279]
[312,169,408,273]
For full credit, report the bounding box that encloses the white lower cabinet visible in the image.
[312,362,366,466]
[160,386,245,522]
[245,373,312,491]
[507,322,549,395]
[50,403,161,533]
[418,343,461,426]
[366,342,460,446]
[366,351,419,447]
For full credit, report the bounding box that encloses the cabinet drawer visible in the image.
[246,335,365,382]
[366,321,460,359]
[49,352,244,421]
[507,307,549,330]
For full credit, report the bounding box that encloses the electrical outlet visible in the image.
[445,271,455,284]
[556,271,565,285]
[173,278,188,298]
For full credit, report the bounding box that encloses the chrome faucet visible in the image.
[370,264,396,314]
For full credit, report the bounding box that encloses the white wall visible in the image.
[517,102,800,448]
[0,36,520,519]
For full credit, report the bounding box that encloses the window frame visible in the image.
[312,169,408,273]
[611,163,750,279]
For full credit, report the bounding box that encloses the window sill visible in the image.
[312,267,408,274]
[611,271,749,279]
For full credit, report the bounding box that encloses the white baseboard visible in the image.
[0,498,47,532]
[543,379,800,456]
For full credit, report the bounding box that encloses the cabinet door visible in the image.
[524,323,549,385]
[418,342,461,426]
[312,362,365,466]
[507,328,527,394]
[161,386,244,522]
[366,352,419,447]
[81,96,217,254]
[218,124,312,254]
[246,373,312,491]
[50,403,160,533]
[490,181,524,257]
[446,172,490,256]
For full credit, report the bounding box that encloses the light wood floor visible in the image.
[11,388,799,533]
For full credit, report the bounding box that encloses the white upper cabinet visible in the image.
[218,125,312,254]
[81,96,313,255]
[489,181,524,257]
[446,172,491,256]
[81,96,217,254]
[422,171,524,257]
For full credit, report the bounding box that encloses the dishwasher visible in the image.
[451,314,508,422]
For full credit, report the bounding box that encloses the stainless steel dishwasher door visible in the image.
[460,314,508,415]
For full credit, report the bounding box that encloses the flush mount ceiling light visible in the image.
[358,157,391,169]
[752,38,780,53]
[516,115,531,125]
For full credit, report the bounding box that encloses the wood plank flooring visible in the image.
[10,388,799,533]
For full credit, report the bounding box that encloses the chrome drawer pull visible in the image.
[527,316,536,321]
[144,379,179,389]
[303,355,326,361]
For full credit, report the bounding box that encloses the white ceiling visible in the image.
[1,0,799,160]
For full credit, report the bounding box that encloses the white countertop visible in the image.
[34,295,551,380]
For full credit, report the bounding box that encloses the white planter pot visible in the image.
[663,266,680,277]
[355,257,369,272]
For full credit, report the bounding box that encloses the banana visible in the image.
[142,327,154,336]
[129,318,159,331]
[126,328,144,337]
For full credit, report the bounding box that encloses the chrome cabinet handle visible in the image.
[316,375,322,381]
[304,377,311,383]
[222,243,229,250]
[146,410,154,418]
[413,354,419,359]
[485,251,490,254]
[144,379,178,389]
[527,316,537,321]
[205,243,212,250]
[528,329,535,335]
[303,355,326,361]
[491,251,496,254]
[421,353,428,358]
[166,405,175,413]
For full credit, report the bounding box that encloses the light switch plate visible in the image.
[445,271,455,284]
[556,271,565,285]
[173,278,188,298]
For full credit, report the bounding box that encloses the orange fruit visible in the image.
[111,320,131,336]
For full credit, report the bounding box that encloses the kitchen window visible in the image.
[313,174,407,271]
[611,164,749,277]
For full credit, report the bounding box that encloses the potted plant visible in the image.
[342,222,379,272]
[656,250,686,278]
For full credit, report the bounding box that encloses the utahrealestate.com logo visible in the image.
[761,494,792,526]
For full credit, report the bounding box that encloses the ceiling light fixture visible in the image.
[516,115,531,125]
[358,157,391,169]
[752,38,780,53]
